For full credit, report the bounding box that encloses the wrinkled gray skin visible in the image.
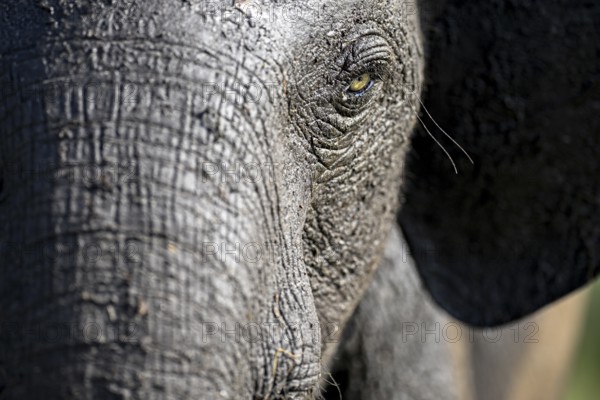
[0,1,424,398]
[2,0,599,399]
[325,227,457,400]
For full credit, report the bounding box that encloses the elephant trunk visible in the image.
[0,44,314,399]
[0,93,249,399]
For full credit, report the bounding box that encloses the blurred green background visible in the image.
[564,280,600,400]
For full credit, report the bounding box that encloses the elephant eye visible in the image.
[347,73,375,96]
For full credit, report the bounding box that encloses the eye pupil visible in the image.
[348,73,373,95]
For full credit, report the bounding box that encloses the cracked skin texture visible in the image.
[0,0,422,398]
[1,0,599,399]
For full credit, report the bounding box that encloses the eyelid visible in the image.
[359,50,392,68]
[331,33,394,116]
[357,40,392,61]
[345,36,392,71]
[336,38,393,84]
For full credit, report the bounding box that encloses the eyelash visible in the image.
[346,56,389,80]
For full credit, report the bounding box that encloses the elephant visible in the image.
[1,0,599,399]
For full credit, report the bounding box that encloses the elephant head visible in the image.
[1,0,599,399]
[0,0,422,398]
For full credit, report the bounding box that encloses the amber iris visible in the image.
[348,73,372,94]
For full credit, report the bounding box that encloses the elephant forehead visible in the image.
[0,4,253,58]
[0,1,416,74]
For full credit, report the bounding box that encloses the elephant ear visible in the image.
[399,0,600,327]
